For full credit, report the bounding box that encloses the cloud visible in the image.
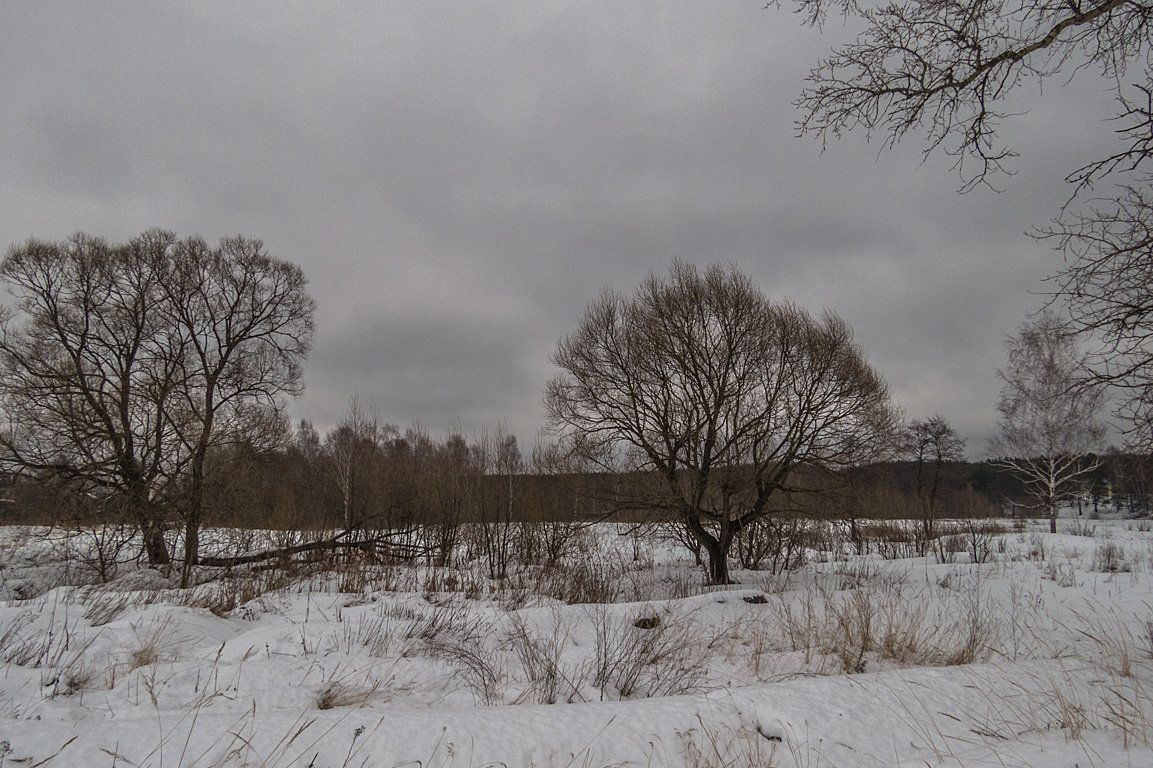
[0,1,1114,452]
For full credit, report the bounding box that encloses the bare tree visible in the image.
[792,0,1153,189]
[165,236,314,585]
[412,428,473,567]
[323,397,393,532]
[0,232,184,565]
[470,425,521,580]
[1049,189,1153,451]
[991,312,1106,532]
[546,262,898,584]
[0,231,315,571]
[901,415,966,556]
[790,0,1153,448]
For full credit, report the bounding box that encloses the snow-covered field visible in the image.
[3,519,1153,767]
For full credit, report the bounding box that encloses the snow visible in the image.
[3,519,1153,767]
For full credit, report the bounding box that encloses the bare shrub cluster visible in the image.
[770,573,999,674]
[588,606,707,700]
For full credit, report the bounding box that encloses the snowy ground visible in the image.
[3,518,1153,767]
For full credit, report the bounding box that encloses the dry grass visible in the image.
[0,603,98,697]
[1092,540,1131,573]
[671,714,783,768]
[129,614,180,671]
[503,609,584,704]
[588,605,706,700]
[766,572,999,676]
[315,664,412,710]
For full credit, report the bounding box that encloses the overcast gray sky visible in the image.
[0,2,1118,454]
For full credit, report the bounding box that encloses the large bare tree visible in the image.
[0,231,315,572]
[546,262,898,583]
[1051,190,1153,450]
[0,232,187,564]
[790,0,1153,450]
[163,235,315,584]
[991,312,1106,531]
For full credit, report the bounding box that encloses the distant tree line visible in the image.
[6,433,1147,529]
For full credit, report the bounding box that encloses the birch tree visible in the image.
[991,312,1106,531]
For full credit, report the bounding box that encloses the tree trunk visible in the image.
[181,523,199,587]
[130,481,170,566]
[125,469,169,566]
[180,447,208,587]
[702,536,730,585]
[688,515,733,585]
[141,517,170,566]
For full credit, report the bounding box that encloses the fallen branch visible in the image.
[197,530,426,567]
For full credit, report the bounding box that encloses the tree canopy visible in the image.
[0,230,315,575]
[792,0,1153,450]
[547,262,898,583]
